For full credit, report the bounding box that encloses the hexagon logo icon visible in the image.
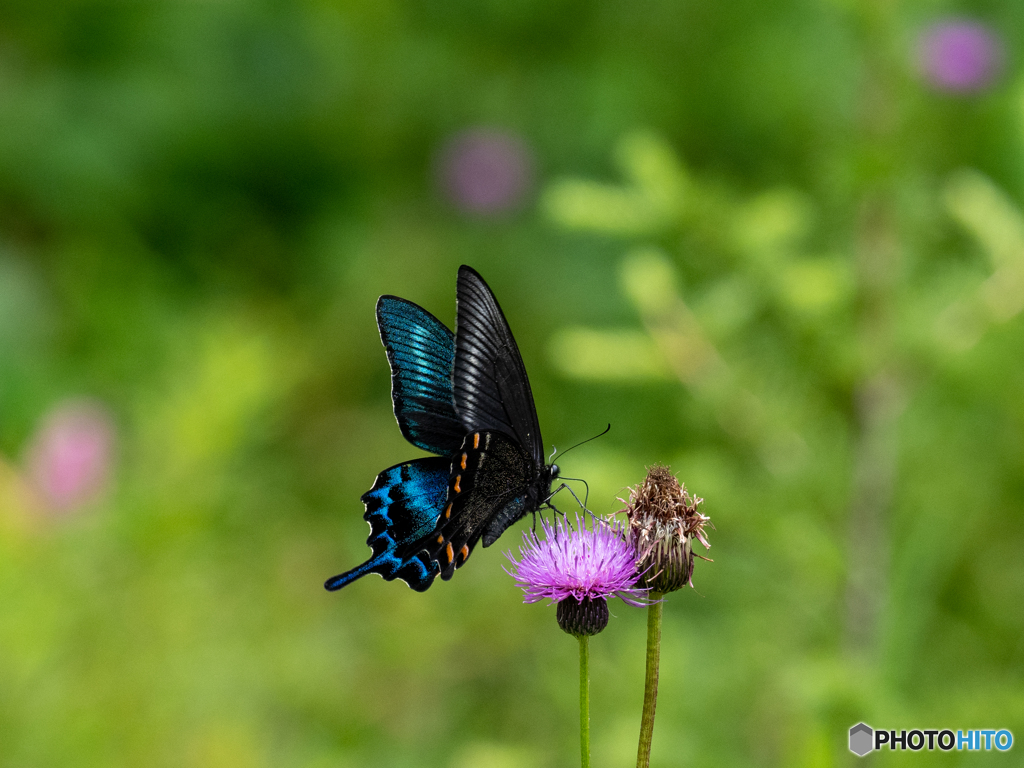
[849,723,873,756]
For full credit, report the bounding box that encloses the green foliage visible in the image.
[2,1,1024,766]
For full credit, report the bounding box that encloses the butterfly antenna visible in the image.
[551,424,611,463]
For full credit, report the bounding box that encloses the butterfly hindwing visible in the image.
[377,296,464,456]
[453,266,545,467]
[324,457,448,592]
[428,430,536,580]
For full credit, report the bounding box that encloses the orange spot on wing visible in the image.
[444,503,452,519]
[461,453,467,470]
[454,475,461,494]
[473,432,480,449]
[446,542,453,564]
[460,544,469,561]
[437,534,444,544]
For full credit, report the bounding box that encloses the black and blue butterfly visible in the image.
[325,266,560,592]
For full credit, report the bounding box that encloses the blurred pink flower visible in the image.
[917,19,1003,94]
[25,399,115,514]
[436,128,534,214]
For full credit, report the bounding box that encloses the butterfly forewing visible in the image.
[453,266,545,467]
[377,296,464,456]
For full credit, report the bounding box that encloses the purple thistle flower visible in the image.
[24,398,116,515]
[506,514,647,635]
[917,19,1003,94]
[435,128,534,215]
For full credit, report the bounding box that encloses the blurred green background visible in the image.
[2,1,1024,766]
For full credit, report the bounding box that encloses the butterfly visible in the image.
[325,265,560,592]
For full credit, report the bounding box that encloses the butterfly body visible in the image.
[326,266,558,592]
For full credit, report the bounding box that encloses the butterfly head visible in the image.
[524,461,560,513]
[538,462,559,490]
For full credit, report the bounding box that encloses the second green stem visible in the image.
[636,593,663,768]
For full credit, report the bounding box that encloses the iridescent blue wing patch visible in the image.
[377,296,464,456]
[324,457,448,592]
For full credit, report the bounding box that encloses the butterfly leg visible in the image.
[554,476,591,510]
[544,482,590,515]
[541,498,566,520]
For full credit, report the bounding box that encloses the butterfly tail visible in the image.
[324,559,381,591]
[324,551,436,592]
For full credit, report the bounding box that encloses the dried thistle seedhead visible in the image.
[623,464,711,593]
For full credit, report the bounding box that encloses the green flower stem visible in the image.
[636,593,664,768]
[579,634,590,768]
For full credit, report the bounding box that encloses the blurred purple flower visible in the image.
[505,513,647,607]
[436,128,534,214]
[917,19,1003,94]
[25,399,115,514]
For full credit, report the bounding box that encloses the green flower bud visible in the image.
[556,597,610,637]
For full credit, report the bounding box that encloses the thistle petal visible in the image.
[504,513,648,607]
